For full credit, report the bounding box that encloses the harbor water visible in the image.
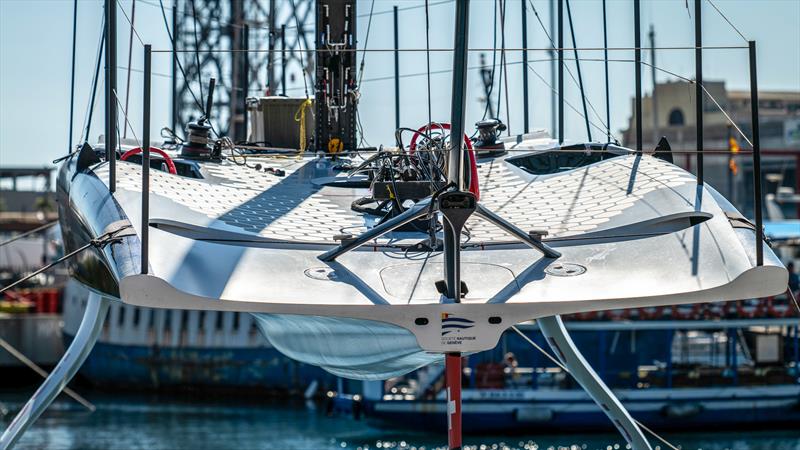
[1,391,798,450]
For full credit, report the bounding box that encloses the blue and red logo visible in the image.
[441,313,475,336]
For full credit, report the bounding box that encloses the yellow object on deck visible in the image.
[294,98,313,154]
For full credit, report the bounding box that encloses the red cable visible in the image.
[120,147,177,175]
[408,123,480,200]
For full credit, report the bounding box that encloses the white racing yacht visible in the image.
[0,0,788,449]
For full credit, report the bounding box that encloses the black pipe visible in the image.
[244,24,250,135]
[649,25,659,146]
[557,0,563,143]
[281,24,287,96]
[68,0,77,154]
[565,0,591,142]
[105,0,117,192]
[171,2,177,132]
[549,0,556,138]
[205,78,216,122]
[634,0,642,151]
[521,0,529,134]
[445,0,470,302]
[602,0,610,142]
[749,40,763,266]
[695,0,704,184]
[141,44,152,274]
[394,6,400,130]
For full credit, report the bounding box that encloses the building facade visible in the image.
[621,80,800,219]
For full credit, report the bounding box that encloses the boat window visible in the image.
[506,144,622,175]
[132,307,140,326]
[216,312,224,330]
[118,306,126,326]
[233,312,241,330]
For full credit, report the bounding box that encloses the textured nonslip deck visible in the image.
[108,152,697,244]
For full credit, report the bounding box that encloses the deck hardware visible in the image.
[546,263,587,277]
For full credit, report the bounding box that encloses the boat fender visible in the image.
[661,402,703,419]
[605,308,631,321]
[572,311,600,321]
[352,395,363,421]
[638,307,664,320]
[515,407,554,423]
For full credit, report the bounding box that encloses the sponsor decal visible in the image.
[440,313,478,347]
[441,313,475,336]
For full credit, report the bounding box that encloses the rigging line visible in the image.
[116,0,143,47]
[189,0,205,113]
[788,288,800,315]
[0,337,95,412]
[499,0,512,135]
[0,227,132,295]
[527,0,610,136]
[565,0,592,142]
[112,89,141,148]
[157,0,204,113]
[227,144,751,155]
[68,0,78,154]
[0,222,57,249]
[122,0,137,139]
[287,0,309,99]
[82,14,106,145]
[479,0,499,121]
[699,83,752,148]
[706,0,748,43]
[526,63,617,142]
[356,0,454,20]
[357,0,376,87]
[150,45,749,53]
[139,0,264,32]
[510,326,680,450]
[356,0,376,150]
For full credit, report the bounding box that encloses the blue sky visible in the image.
[1,0,799,173]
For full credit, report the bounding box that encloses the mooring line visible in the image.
[0,222,57,249]
[0,338,95,412]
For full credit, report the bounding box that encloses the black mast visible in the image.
[633,0,642,151]
[68,0,78,154]
[557,0,564,143]
[695,0,704,183]
[521,0,530,134]
[104,0,117,192]
[602,0,610,142]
